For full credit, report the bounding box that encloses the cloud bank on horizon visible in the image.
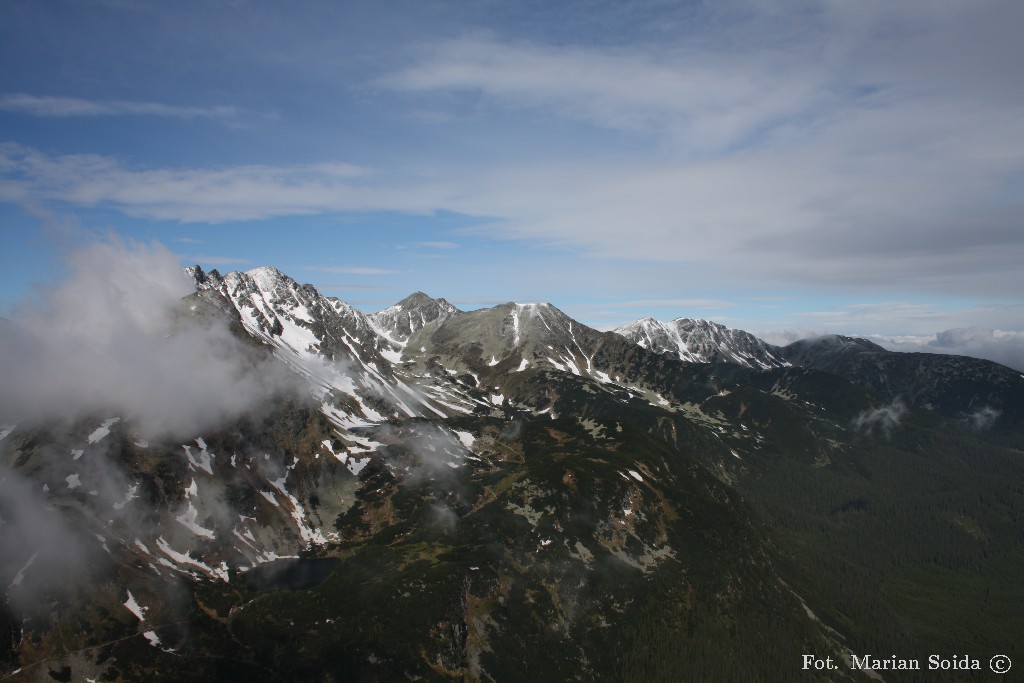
[872,328,1024,374]
[0,0,1021,349]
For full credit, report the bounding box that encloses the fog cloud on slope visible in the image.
[0,469,93,611]
[0,238,300,439]
[963,406,1001,432]
[852,399,906,439]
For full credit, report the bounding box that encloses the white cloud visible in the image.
[963,406,1001,431]
[0,238,301,437]
[750,323,1024,372]
[754,329,830,348]
[570,298,736,313]
[0,142,410,222]
[317,283,391,292]
[0,93,245,123]
[179,253,251,266]
[872,328,1024,372]
[749,299,1024,357]
[397,241,459,250]
[853,399,906,438]
[373,4,1024,294]
[382,34,827,149]
[1,1,1022,311]
[303,265,397,275]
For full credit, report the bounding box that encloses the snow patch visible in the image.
[176,501,216,539]
[182,443,214,475]
[113,483,139,510]
[268,476,328,546]
[87,417,120,444]
[156,537,229,582]
[9,551,38,589]
[547,357,567,372]
[124,590,147,622]
[454,430,475,450]
[347,457,369,476]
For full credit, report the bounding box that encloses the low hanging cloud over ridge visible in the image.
[872,328,1024,373]
[0,238,301,438]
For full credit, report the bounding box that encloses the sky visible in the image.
[1,0,1022,367]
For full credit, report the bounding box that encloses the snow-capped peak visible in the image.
[368,291,459,345]
[614,317,788,369]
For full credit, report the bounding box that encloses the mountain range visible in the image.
[2,265,1022,681]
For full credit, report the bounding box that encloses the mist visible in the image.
[963,406,1001,431]
[0,468,95,612]
[852,399,906,438]
[0,238,301,439]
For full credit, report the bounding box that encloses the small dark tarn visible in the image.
[243,557,341,591]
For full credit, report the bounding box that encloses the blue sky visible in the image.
[2,0,1023,359]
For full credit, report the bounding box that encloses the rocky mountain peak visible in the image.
[368,291,460,345]
[614,316,787,369]
[184,264,223,290]
[240,265,296,297]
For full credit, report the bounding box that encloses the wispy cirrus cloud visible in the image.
[397,241,459,250]
[317,283,392,292]
[381,34,828,150]
[178,253,250,267]
[2,1,1023,312]
[600,298,736,311]
[0,142,424,223]
[303,265,397,275]
[372,2,1024,296]
[0,93,250,124]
